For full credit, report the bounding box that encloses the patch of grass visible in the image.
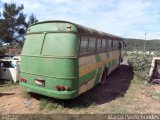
[145,89,160,100]
[39,99,48,110]
[0,80,19,92]
[67,92,98,110]
[0,80,18,87]
[103,75,156,114]
[104,97,130,114]
[38,90,99,111]
[39,99,64,111]
[131,74,146,85]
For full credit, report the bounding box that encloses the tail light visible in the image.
[60,86,65,91]
[56,85,70,91]
[65,86,70,91]
[56,85,61,91]
[20,77,27,83]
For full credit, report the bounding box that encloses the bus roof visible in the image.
[30,20,124,41]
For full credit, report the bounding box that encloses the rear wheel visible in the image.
[100,69,108,85]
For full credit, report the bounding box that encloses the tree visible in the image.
[0,3,38,46]
[28,14,38,25]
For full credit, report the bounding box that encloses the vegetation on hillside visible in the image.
[124,38,160,51]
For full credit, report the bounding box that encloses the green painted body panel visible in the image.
[21,56,78,78]
[22,83,77,99]
[21,22,79,99]
[79,70,96,85]
[94,54,102,85]
[27,22,77,33]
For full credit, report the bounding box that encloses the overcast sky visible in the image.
[0,0,160,39]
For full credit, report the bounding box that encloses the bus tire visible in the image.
[100,68,108,85]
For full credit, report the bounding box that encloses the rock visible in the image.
[24,99,32,106]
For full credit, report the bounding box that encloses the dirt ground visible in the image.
[0,65,160,114]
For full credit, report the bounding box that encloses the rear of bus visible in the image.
[20,21,79,99]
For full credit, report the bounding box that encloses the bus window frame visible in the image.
[106,39,113,51]
[80,37,96,56]
[96,38,106,53]
[79,36,124,56]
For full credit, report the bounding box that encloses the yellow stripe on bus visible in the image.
[79,57,117,77]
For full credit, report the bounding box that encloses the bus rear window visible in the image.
[22,34,44,55]
[42,33,78,56]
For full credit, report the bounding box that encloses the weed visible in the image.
[39,99,64,111]
[0,80,18,87]
[39,99,48,110]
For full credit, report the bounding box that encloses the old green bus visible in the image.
[20,21,125,99]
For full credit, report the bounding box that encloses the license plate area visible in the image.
[34,79,45,87]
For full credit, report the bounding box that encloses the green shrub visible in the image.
[129,53,152,80]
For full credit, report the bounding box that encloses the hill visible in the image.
[124,38,160,51]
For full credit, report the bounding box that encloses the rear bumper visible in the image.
[20,83,78,99]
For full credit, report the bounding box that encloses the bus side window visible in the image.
[115,41,118,49]
[100,39,106,52]
[119,42,122,49]
[80,37,96,56]
[88,38,96,51]
[111,40,114,50]
[102,39,106,49]
[113,41,116,49]
[80,37,88,50]
[106,40,109,50]
[97,39,102,49]
[107,40,112,50]
[113,40,118,50]
[80,37,89,56]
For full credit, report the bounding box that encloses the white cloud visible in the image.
[1,0,160,39]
